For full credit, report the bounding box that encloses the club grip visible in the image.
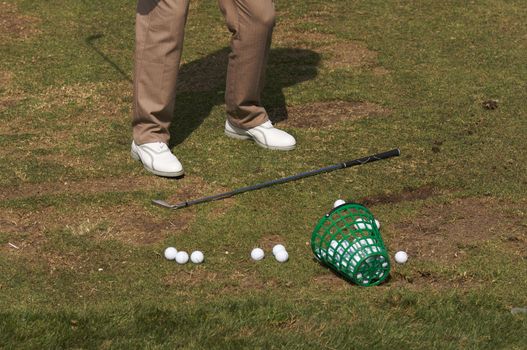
[343,148,400,168]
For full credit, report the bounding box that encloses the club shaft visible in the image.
[157,148,400,209]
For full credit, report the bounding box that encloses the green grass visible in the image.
[1,0,526,348]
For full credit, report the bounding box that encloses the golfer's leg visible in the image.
[219,0,275,129]
[133,0,190,145]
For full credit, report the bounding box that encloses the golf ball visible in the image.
[333,199,346,208]
[275,250,289,263]
[394,251,408,264]
[175,251,189,264]
[190,251,204,264]
[164,247,178,260]
[251,248,265,261]
[272,244,286,256]
[354,217,373,230]
[375,219,381,229]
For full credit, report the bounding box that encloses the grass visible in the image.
[1,0,526,348]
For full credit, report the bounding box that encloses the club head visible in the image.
[152,199,189,209]
[152,199,176,209]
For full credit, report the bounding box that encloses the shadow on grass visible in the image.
[84,34,321,147]
[169,47,321,147]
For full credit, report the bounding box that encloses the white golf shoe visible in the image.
[224,120,296,151]
[131,141,184,177]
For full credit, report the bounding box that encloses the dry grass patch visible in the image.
[0,69,13,86]
[360,185,438,206]
[1,200,192,275]
[312,272,351,291]
[0,2,41,41]
[0,70,24,113]
[372,66,390,76]
[390,197,526,264]
[0,93,22,113]
[273,100,389,128]
[0,81,131,135]
[273,30,337,50]
[274,14,388,72]
[324,41,378,69]
[65,204,194,245]
[33,81,131,118]
[258,234,288,252]
[386,268,484,290]
[311,196,525,290]
[167,267,270,294]
[0,176,168,201]
[0,200,192,247]
[163,268,288,296]
[220,269,283,292]
[162,268,218,287]
[1,175,234,247]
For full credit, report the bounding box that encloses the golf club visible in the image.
[153,148,401,209]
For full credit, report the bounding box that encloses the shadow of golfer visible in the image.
[168,47,321,147]
[84,33,320,148]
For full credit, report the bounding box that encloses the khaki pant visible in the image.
[133,0,275,145]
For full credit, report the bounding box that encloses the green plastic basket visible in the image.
[311,203,390,286]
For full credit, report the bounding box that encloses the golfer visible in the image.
[131,0,296,177]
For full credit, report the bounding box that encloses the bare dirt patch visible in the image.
[0,2,41,40]
[0,200,193,248]
[324,41,378,69]
[272,100,389,128]
[385,268,483,290]
[0,176,169,201]
[312,272,351,291]
[273,22,384,72]
[67,204,194,245]
[0,70,24,113]
[0,200,194,275]
[0,70,13,91]
[390,197,526,264]
[273,30,336,50]
[372,66,390,76]
[0,94,21,113]
[0,176,232,246]
[4,177,125,201]
[258,234,288,252]
[360,185,438,207]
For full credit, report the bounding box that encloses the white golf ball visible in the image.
[394,251,408,264]
[190,251,204,264]
[375,219,381,229]
[175,251,189,264]
[164,247,178,260]
[354,217,372,230]
[333,199,346,208]
[275,250,289,263]
[272,244,286,256]
[251,248,265,261]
